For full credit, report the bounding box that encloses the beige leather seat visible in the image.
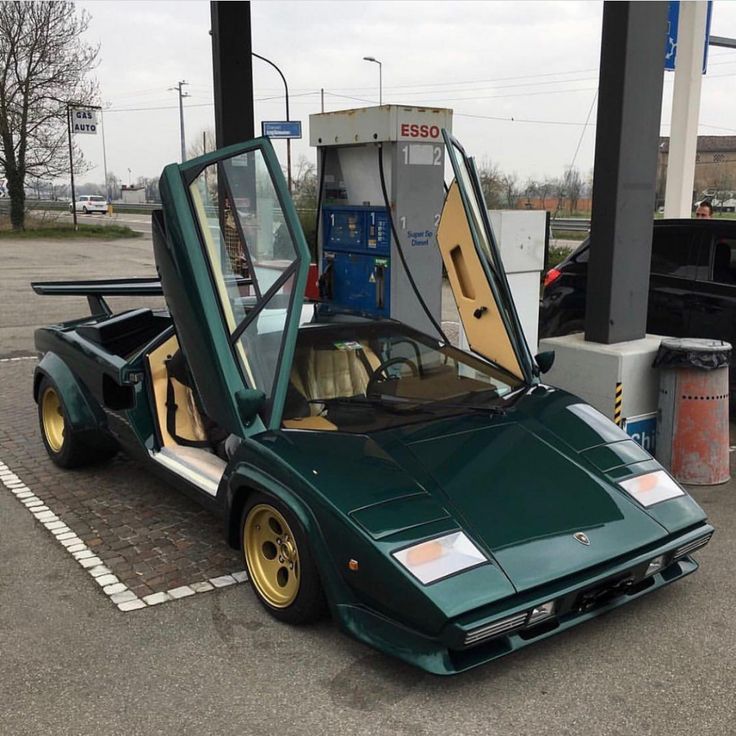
[291,346,376,415]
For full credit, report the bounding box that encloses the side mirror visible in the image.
[535,351,555,375]
[235,388,266,426]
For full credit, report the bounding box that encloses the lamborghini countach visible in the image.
[32,133,713,674]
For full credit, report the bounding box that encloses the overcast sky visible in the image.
[74,0,736,188]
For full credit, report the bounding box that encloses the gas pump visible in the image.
[309,105,452,336]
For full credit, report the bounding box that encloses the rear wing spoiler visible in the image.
[31,277,162,317]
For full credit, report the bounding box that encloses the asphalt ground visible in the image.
[0,232,734,735]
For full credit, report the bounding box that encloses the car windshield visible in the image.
[282,321,525,432]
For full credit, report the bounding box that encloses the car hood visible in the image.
[400,414,665,591]
[270,387,705,595]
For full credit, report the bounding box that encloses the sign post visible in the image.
[261,121,302,139]
[66,104,101,229]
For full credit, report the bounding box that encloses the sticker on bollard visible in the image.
[624,413,657,454]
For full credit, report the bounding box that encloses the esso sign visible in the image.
[399,123,441,139]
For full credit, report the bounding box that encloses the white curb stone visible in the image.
[1,456,251,614]
[111,590,138,605]
[168,585,196,599]
[142,592,172,606]
[103,583,127,595]
[210,574,237,588]
[79,557,103,569]
[190,581,215,593]
[96,574,119,587]
[118,599,146,612]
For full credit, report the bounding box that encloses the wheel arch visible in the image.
[225,463,350,609]
[34,352,106,432]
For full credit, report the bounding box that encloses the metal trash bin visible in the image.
[653,338,731,485]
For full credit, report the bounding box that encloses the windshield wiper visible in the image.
[308,395,429,416]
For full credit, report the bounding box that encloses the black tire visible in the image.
[37,377,115,468]
[82,206,88,215]
[240,491,327,624]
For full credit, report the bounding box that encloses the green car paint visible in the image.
[30,136,714,675]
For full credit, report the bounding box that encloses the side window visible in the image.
[709,237,736,286]
[650,229,699,278]
[572,241,589,263]
[188,147,301,396]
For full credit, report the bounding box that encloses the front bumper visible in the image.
[333,524,714,675]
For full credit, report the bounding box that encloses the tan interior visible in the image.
[147,334,208,447]
[437,181,523,380]
[282,416,338,431]
[288,342,381,417]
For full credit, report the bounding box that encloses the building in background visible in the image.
[120,184,146,204]
[657,136,736,210]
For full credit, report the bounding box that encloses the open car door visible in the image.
[437,131,534,383]
[154,138,310,435]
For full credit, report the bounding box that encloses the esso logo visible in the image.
[400,123,440,139]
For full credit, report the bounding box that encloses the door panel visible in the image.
[437,182,523,379]
[439,132,532,382]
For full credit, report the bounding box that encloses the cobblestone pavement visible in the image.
[0,358,242,601]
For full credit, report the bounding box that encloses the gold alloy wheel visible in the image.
[41,386,65,453]
[244,504,300,608]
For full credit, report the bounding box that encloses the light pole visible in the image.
[252,52,292,193]
[168,80,190,162]
[363,56,382,105]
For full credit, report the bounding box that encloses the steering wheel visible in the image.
[366,356,419,396]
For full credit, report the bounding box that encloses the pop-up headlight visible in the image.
[393,532,487,585]
[619,470,684,507]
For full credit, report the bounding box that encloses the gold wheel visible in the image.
[244,503,300,608]
[41,386,65,453]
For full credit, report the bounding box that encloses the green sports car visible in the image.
[32,134,713,675]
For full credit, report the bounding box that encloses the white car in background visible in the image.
[69,195,107,214]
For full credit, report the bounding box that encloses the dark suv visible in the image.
[540,219,736,345]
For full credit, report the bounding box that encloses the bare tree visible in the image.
[523,178,539,209]
[538,177,553,211]
[106,171,121,201]
[563,166,583,214]
[136,175,160,203]
[0,2,98,229]
[187,127,216,160]
[501,172,519,209]
[475,157,503,208]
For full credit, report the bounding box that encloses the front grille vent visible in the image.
[675,533,712,559]
[464,612,528,646]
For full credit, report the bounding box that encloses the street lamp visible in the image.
[252,52,293,193]
[363,56,382,106]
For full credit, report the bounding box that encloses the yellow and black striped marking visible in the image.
[614,382,623,426]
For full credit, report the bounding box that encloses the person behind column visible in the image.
[695,200,713,219]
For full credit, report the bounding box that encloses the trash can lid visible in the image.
[659,337,731,354]
[653,338,731,371]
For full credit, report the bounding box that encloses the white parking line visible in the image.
[0,355,38,363]
[0,457,248,611]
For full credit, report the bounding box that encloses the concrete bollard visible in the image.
[654,338,731,485]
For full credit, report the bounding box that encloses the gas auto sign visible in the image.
[71,109,98,135]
